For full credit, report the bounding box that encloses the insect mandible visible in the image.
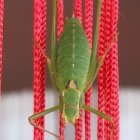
[29,0,117,138]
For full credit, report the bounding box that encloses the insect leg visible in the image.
[28,105,60,139]
[51,0,57,75]
[48,0,60,90]
[84,0,102,93]
[86,0,103,80]
[34,39,51,67]
[84,34,118,92]
[80,104,114,128]
[34,39,59,90]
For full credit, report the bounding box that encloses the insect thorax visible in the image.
[61,80,81,124]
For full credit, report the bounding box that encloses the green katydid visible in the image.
[29,0,117,138]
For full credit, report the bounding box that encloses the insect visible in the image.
[29,0,117,138]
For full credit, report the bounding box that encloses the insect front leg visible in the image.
[28,105,60,139]
[80,104,114,128]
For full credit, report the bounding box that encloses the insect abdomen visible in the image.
[56,18,90,91]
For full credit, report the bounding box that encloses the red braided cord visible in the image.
[110,1,119,139]
[103,1,112,139]
[97,1,106,138]
[57,0,64,41]
[56,0,65,139]
[75,110,83,140]
[34,0,46,140]
[98,0,119,139]
[59,113,65,140]
[0,0,4,97]
[84,0,93,139]
[74,1,83,140]
[74,0,83,22]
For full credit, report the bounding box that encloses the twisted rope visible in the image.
[33,0,46,139]
[110,0,119,139]
[97,2,106,138]
[0,0,4,97]
[98,0,119,139]
[84,0,93,139]
[103,1,112,139]
[74,0,83,22]
[32,0,119,140]
[74,1,83,139]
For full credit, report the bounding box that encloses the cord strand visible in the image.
[0,0,4,97]
[110,0,119,139]
[84,0,93,139]
[33,0,46,139]
[97,2,106,139]
[98,0,119,140]
[57,0,65,139]
[74,1,83,140]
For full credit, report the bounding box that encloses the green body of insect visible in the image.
[56,18,90,123]
[29,0,116,138]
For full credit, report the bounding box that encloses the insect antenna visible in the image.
[29,120,60,139]
[33,38,51,64]
[72,0,75,18]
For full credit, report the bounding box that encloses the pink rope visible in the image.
[98,0,119,139]
[33,0,46,140]
[0,0,4,97]
[98,1,106,139]
[57,0,64,41]
[84,0,93,139]
[110,1,119,139]
[74,0,83,22]
[56,0,65,139]
[32,0,119,140]
[74,1,83,139]
[75,110,83,140]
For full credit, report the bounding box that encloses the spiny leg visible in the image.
[34,0,57,72]
[80,104,114,128]
[30,1,59,136]
[34,39,51,67]
[28,105,60,139]
[36,0,57,82]
[51,0,57,75]
[34,0,58,90]
[84,33,118,93]
[34,39,59,90]
[34,0,57,74]
[49,0,59,90]
[86,0,103,83]
[81,104,114,140]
